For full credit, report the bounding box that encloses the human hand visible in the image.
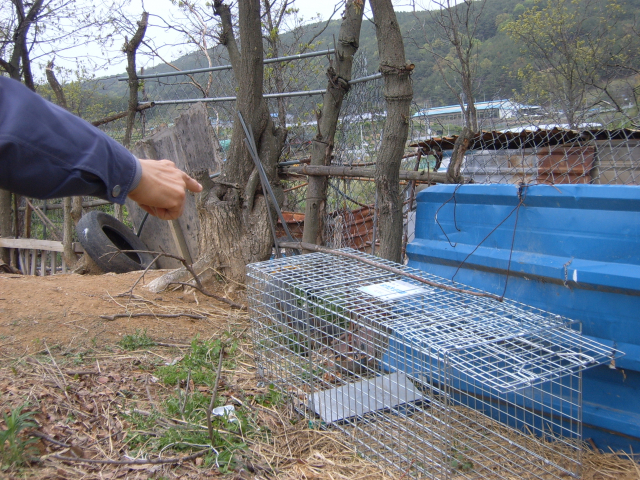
[127,159,203,220]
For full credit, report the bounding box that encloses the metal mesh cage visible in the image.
[246,249,619,479]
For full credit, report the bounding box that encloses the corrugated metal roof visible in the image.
[410,127,640,151]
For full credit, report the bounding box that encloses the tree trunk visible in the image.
[0,0,44,261]
[446,126,472,183]
[62,197,77,267]
[122,12,148,149]
[0,190,11,264]
[71,198,83,225]
[302,0,364,248]
[45,61,67,109]
[194,0,286,284]
[46,60,77,267]
[370,0,413,263]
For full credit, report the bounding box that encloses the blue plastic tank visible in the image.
[407,184,640,452]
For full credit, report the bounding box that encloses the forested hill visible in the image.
[100,0,640,109]
[298,0,529,107]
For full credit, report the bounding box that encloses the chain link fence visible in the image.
[18,50,640,268]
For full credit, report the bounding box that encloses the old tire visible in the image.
[76,210,156,273]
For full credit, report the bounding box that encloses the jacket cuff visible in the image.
[106,152,141,205]
[129,156,143,192]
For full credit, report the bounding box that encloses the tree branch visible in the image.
[122,11,149,148]
[100,313,206,321]
[111,249,247,310]
[91,103,154,127]
[51,449,210,466]
[45,60,67,110]
[213,1,241,72]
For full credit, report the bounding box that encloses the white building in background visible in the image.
[412,100,541,129]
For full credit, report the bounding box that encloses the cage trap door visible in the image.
[309,372,423,424]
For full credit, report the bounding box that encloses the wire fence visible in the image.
[16,49,640,269]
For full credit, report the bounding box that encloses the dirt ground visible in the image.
[0,271,396,479]
[0,271,639,480]
[0,270,239,355]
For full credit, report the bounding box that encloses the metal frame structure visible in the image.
[116,49,337,80]
[247,249,619,479]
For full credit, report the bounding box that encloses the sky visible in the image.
[91,0,420,78]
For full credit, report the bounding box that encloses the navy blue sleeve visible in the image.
[0,77,141,204]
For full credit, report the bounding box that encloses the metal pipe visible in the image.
[117,48,336,81]
[148,72,382,106]
[151,89,327,105]
[348,72,383,84]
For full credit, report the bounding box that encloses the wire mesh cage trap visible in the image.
[247,249,620,479]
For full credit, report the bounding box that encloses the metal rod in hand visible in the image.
[237,112,300,256]
[242,137,282,258]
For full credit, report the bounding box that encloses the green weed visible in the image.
[0,404,37,470]
[156,337,237,386]
[254,383,283,407]
[118,329,157,351]
[449,443,474,472]
[124,336,252,474]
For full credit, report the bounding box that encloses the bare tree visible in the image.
[302,0,365,248]
[0,0,43,89]
[370,0,414,262]
[505,0,628,129]
[0,0,43,261]
[126,0,221,98]
[0,0,126,262]
[262,0,341,128]
[190,0,288,283]
[122,12,149,149]
[413,0,486,183]
[0,0,127,81]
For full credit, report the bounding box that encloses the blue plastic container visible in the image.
[406,184,640,452]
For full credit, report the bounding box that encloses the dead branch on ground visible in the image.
[51,448,209,465]
[206,344,225,445]
[108,249,246,310]
[100,313,206,321]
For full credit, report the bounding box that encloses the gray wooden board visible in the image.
[310,372,423,424]
[127,103,222,268]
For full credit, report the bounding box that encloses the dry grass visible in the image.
[0,289,394,479]
[0,282,637,479]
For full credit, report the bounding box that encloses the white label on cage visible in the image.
[309,372,423,424]
[357,280,428,301]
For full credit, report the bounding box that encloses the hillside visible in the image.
[95,0,640,110]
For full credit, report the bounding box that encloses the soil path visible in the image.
[0,271,245,357]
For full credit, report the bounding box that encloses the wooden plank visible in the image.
[281,165,451,183]
[126,103,218,269]
[40,251,45,276]
[168,219,193,264]
[0,238,63,251]
[18,250,25,275]
[50,251,56,275]
[0,238,83,253]
[30,250,36,276]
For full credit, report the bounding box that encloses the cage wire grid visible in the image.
[246,249,619,479]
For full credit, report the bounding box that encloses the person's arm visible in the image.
[0,77,201,220]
